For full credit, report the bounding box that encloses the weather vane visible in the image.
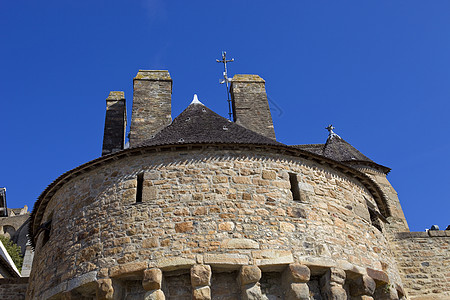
[216,51,234,120]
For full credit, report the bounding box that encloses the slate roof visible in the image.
[136,101,283,147]
[323,133,374,163]
[292,134,390,173]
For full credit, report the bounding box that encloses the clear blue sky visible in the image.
[1,1,448,231]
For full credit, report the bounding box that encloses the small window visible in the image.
[136,173,144,203]
[369,208,382,232]
[289,173,301,201]
[42,219,52,246]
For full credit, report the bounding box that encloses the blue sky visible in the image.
[0,1,448,231]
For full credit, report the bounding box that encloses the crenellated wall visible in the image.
[27,148,405,299]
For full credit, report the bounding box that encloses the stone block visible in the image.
[239,265,262,285]
[143,268,163,291]
[175,221,194,233]
[204,253,249,267]
[373,284,399,300]
[144,289,165,300]
[191,264,212,287]
[366,268,389,284]
[241,283,263,300]
[285,283,310,300]
[218,221,235,231]
[96,278,113,300]
[280,222,296,232]
[221,238,259,249]
[253,250,294,270]
[192,286,211,300]
[328,285,347,300]
[67,271,97,291]
[262,170,277,180]
[110,261,147,278]
[329,268,346,285]
[157,257,196,271]
[283,264,310,283]
[350,275,376,296]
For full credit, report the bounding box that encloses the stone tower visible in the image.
[22,70,449,300]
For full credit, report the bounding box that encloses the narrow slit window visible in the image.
[369,208,382,232]
[136,173,144,203]
[289,172,301,201]
[41,216,52,247]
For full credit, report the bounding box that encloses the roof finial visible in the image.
[190,94,203,105]
[216,51,234,121]
[326,124,336,136]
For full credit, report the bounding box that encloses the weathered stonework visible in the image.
[27,148,405,299]
[129,70,172,147]
[22,70,449,299]
[230,74,276,140]
[390,231,450,299]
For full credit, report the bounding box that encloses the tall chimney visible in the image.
[230,74,276,140]
[102,91,127,156]
[129,70,172,147]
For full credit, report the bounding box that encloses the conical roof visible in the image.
[322,133,374,163]
[137,98,282,147]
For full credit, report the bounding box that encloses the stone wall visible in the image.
[390,230,450,299]
[0,278,28,300]
[27,148,403,299]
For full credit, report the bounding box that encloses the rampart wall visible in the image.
[390,231,450,299]
[27,148,404,299]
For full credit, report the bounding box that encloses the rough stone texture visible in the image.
[26,149,403,298]
[357,166,409,233]
[129,70,172,147]
[349,275,376,296]
[190,264,211,287]
[285,283,310,300]
[283,263,310,283]
[239,265,262,286]
[102,91,126,156]
[242,283,263,300]
[143,268,163,291]
[192,286,211,300]
[373,284,399,300]
[230,74,276,140]
[320,268,347,300]
[96,278,113,300]
[390,232,450,299]
[0,278,28,300]
[144,289,165,300]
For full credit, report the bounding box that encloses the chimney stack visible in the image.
[230,74,276,140]
[129,70,172,147]
[102,91,127,156]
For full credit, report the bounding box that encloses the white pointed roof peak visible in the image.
[190,94,203,105]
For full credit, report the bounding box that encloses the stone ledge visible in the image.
[204,253,249,268]
[157,257,196,271]
[394,230,450,239]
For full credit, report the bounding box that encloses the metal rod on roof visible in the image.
[216,51,234,121]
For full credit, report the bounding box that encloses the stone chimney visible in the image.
[230,74,276,140]
[102,91,127,156]
[129,70,172,147]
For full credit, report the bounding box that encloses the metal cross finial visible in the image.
[326,124,335,135]
[216,51,234,121]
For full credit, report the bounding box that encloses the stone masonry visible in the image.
[129,70,172,147]
[23,69,449,299]
[230,74,276,140]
